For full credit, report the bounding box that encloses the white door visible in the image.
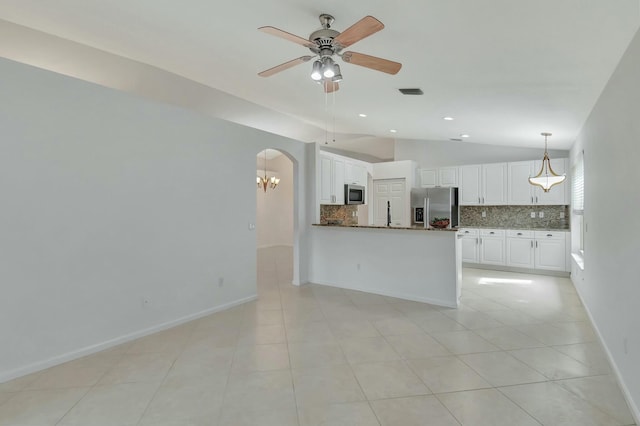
[482,163,508,205]
[534,232,566,271]
[508,161,534,205]
[373,179,406,227]
[459,165,482,205]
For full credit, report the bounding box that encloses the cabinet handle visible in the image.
[465,231,470,234]
[531,196,533,204]
[480,238,483,245]
[517,232,523,236]
[476,238,478,245]
[546,234,552,237]
[536,196,538,203]
[478,197,481,204]
[535,241,538,248]
[530,240,533,248]
[489,231,495,235]
[482,197,485,204]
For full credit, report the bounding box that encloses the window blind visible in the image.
[572,153,584,214]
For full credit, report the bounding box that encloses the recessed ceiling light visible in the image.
[443,116,454,121]
[460,134,470,138]
[390,129,397,133]
[359,113,367,117]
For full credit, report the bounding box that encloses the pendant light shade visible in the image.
[529,132,566,192]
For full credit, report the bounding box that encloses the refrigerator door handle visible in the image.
[425,197,430,228]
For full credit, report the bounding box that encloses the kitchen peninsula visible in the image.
[309,224,462,308]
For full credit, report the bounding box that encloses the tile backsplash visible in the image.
[460,205,570,229]
[320,205,358,225]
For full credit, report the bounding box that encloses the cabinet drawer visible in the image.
[534,231,565,240]
[458,228,479,236]
[480,229,505,237]
[507,230,534,238]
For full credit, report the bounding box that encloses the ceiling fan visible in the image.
[258,14,402,93]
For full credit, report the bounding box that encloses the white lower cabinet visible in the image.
[459,228,479,263]
[479,229,506,266]
[534,231,566,271]
[465,228,569,273]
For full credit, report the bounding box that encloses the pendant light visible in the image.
[528,132,566,192]
[257,150,280,192]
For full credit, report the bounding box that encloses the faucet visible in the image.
[387,201,391,227]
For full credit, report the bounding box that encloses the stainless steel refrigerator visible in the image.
[410,187,459,229]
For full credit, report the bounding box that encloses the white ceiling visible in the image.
[0,1,638,154]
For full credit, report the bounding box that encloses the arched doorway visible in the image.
[255,148,297,292]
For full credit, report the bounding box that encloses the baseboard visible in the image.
[310,280,457,309]
[0,294,257,384]
[463,263,570,277]
[571,285,639,425]
[256,244,294,250]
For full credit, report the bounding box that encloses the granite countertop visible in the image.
[312,224,459,232]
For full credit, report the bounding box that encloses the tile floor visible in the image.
[0,246,636,425]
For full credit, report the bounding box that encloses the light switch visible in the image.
[481,211,486,218]
[248,223,256,230]
[530,212,535,218]
[539,211,544,218]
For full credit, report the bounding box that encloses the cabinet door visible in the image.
[346,161,367,186]
[482,163,508,205]
[534,232,566,271]
[439,167,459,187]
[480,236,506,265]
[508,161,535,205]
[319,154,333,204]
[420,169,437,188]
[506,237,535,268]
[459,165,482,205]
[534,158,567,205]
[333,157,345,205]
[460,233,479,263]
[373,179,406,227]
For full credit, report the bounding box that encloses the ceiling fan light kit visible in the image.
[258,14,402,92]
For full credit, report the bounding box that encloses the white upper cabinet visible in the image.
[419,168,438,187]
[459,163,507,205]
[319,152,345,205]
[419,167,459,188]
[345,160,367,186]
[507,158,568,205]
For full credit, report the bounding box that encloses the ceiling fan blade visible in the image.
[341,51,402,75]
[324,81,339,93]
[258,56,314,77]
[333,16,384,48]
[258,26,316,48]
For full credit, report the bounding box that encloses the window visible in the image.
[572,152,585,254]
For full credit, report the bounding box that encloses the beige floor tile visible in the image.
[288,341,348,370]
[292,364,366,406]
[285,321,336,343]
[515,323,591,346]
[186,327,239,350]
[553,342,612,375]
[351,360,429,400]
[473,326,545,350]
[411,311,467,333]
[390,300,440,316]
[221,370,296,415]
[371,395,460,426]
[298,401,380,426]
[442,310,505,329]
[98,352,176,385]
[126,328,190,355]
[357,303,404,321]
[345,290,390,305]
[408,356,491,393]
[137,380,225,425]
[0,388,89,426]
[0,373,41,393]
[482,309,543,326]
[24,354,121,390]
[557,375,635,425]
[236,324,286,345]
[339,337,401,364]
[328,319,381,339]
[499,381,622,426]
[437,388,541,426]
[57,382,158,426]
[218,407,299,426]
[509,347,592,380]
[163,346,234,385]
[459,351,547,387]
[241,308,284,328]
[430,330,500,355]
[231,343,290,373]
[372,317,424,335]
[384,333,450,359]
[0,393,13,406]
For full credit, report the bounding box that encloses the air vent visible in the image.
[450,138,463,142]
[398,88,424,95]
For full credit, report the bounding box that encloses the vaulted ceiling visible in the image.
[0,1,638,157]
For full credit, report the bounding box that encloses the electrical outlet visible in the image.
[530,212,536,218]
[218,277,224,287]
[539,211,544,218]
[141,297,151,308]
[560,211,565,219]
[481,211,486,218]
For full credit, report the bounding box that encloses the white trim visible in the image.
[571,252,585,270]
[0,295,257,384]
[309,280,458,309]
[462,263,570,277]
[572,286,640,425]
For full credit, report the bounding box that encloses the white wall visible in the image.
[0,57,309,382]
[395,138,568,168]
[256,153,294,248]
[569,28,640,421]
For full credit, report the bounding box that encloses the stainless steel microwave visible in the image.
[345,184,365,205]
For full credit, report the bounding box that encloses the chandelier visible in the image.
[257,150,280,192]
[529,132,566,192]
